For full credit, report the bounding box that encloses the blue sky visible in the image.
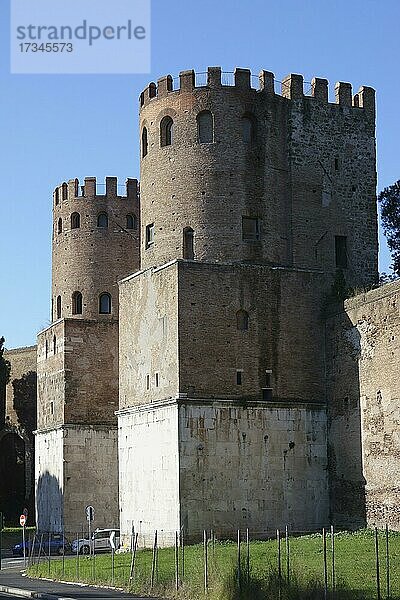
[1,0,399,349]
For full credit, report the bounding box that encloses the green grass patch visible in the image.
[27,529,400,599]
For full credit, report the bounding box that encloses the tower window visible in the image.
[72,291,83,315]
[160,116,174,147]
[197,111,214,144]
[61,182,68,201]
[183,227,194,259]
[126,214,137,230]
[99,292,112,314]
[146,223,155,248]
[236,370,243,385]
[45,340,48,359]
[50,401,54,415]
[57,218,62,235]
[71,212,80,229]
[142,127,148,157]
[53,335,56,355]
[242,216,260,241]
[56,296,62,319]
[97,213,108,228]
[55,188,59,206]
[335,235,348,268]
[155,373,159,387]
[334,157,339,171]
[236,309,249,331]
[242,114,256,143]
[146,374,150,390]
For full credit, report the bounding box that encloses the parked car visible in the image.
[12,533,70,556]
[71,528,120,555]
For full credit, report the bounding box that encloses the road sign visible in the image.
[85,505,94,522]
[19,514,26,527]
[109,530,116,550]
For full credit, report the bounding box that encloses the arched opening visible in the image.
[97,213,108,228]
[242,113,256,143]
[72,291,83,315]
[71,212,80,229]
[57,218,62,234]
[142,127,148,157]
[197,111,214,144]
[54,188,59,205]
[61,182,68,201]
[56,296,62,320]
[160,116,174,147]
[236,309,249,331]
[0,433,26,521]
[126,214,137,230]
[99,293,112,314]
[183,227,194,260]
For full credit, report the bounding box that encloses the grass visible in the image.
[27,529,400,599]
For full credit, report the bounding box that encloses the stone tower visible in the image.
[36,177,139,535]
[118,67,378,544]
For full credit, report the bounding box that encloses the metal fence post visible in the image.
[385,524,390,600]
[375,527,381,600]
[237,529,241,591]
[203,530,208,593]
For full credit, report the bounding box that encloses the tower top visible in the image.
[139,66,375,117]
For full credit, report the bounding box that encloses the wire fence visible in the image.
[25,525,399,599]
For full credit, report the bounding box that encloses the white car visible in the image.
[71,528,120,554]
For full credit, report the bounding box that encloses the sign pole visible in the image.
[0,512,3,571]
[22,524,26,567]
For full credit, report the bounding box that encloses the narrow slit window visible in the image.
[61,183,68,201]
[56,296,62,319]
[53,335,56,355]
[99,292,111,314]
[242,114,256,143]
[236,309,249,331]
[335,235,348,268]
[197,111,214,144]
[155,373,159,387]
[160,116,174,147]
[146,374,150,390]
[236,371,243,385]
[183,227,194,259]
[57,218,62,235]
[55,188,59,205]
[146,223,155,248]
[142,127,148,157]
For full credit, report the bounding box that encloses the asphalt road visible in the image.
[0,561,161,599]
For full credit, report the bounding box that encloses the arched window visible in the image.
[236,309,249,331]
[97,213,108,228]
[99,292,112,314]
[53,335,57,355]
[160,116,174,147]
[126,214,137,230]
[242,114,256,143]
[142,127,148,157]
[62,182,68,201]
[183,227,194,260]
[197,111,214,144]
[72,291,83,315]
[56,296,62,319]
[71,212,80,229]
[57,218,62,234]
[55,188,59,205]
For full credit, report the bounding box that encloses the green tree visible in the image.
[378,180,400,277]
[0,336,11,427]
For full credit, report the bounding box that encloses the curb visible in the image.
[0,584,74,599]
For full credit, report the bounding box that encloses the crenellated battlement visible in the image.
[139,66,375,116]
[53,176,139,206]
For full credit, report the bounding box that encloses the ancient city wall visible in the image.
[5,345,36,427]
[326,280,400,529]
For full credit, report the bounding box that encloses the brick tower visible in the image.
[117,67,378,545]
[36,177,139,535]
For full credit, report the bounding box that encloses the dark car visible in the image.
[12,532,70,556]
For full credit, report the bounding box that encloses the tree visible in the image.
[378,180,400,277]
[12,371,37,436]
[0,337,11,428]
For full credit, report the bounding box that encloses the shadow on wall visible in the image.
[36,471,63,533]
[326,308,366,528]
[0,432,26,522]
